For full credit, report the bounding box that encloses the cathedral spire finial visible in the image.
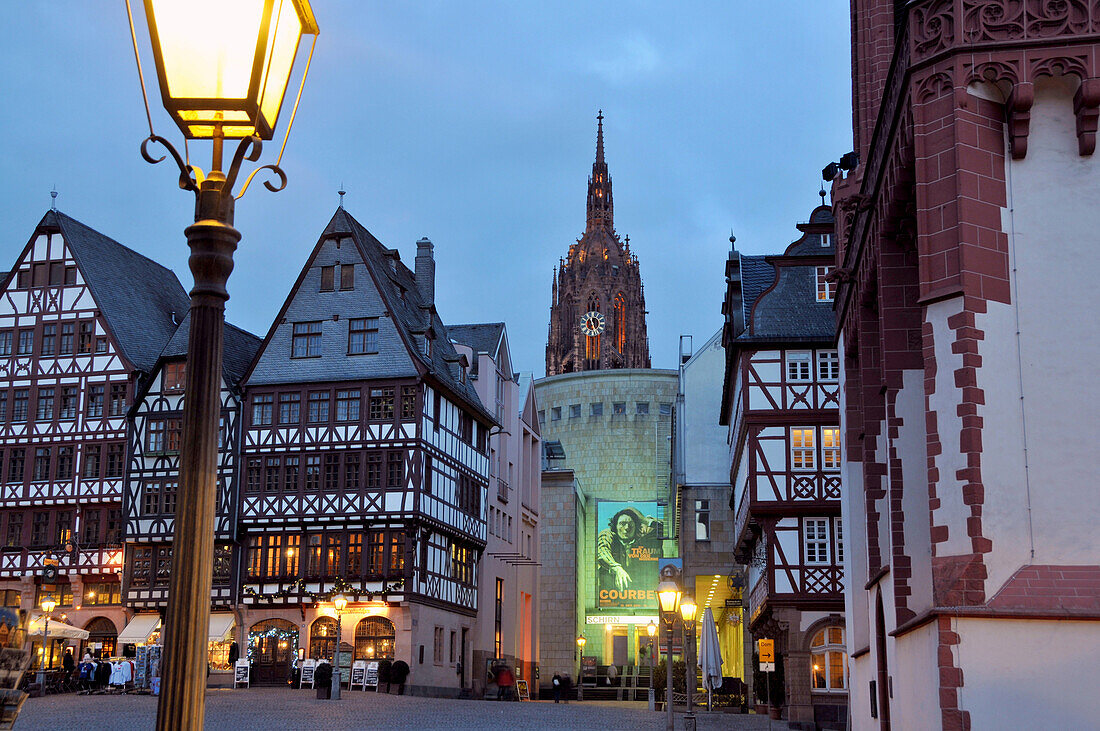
[596,110,605,165]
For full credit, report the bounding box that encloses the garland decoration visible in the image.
[242,576,405,602]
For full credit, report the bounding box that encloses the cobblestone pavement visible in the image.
[17,689,777,730]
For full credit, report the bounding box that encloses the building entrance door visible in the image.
[612,631,628,667]
[249,619,298,686]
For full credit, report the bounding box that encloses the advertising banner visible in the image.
[596,501,664,608]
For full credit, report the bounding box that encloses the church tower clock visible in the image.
[546,112,651,376]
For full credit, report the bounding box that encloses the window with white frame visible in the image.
[821,427,841,470]
[804,518,829,564]
[817,350,840,382]
[811,626,847,691]
[786,351,812,382]
[791,427,816,469]
[816,267,834,302]
[833,517,844,564]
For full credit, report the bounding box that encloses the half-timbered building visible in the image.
[450,323,541,696]
[122,312,260,671]
[720,206,847,728]
[0,210,189,664]
[236,208,494,693]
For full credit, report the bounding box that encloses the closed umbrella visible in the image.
[698,608,723,711]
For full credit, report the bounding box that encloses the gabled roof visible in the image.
[160,312,262,389]
[35,210,190,373]
[246,208,494,425]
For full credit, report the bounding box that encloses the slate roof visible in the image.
[160,312,262,388]
[739,255,774,326]
[448,323,505,360]
[40,210,191,373]
[319,209,494,424]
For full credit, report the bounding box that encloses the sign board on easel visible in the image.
[299,659,316,689]
[350,661,367,690]
[234,660,249,688]
[516,679,530,701]
[365,661,379,687]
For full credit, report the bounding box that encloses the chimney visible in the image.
[415,237,435,309]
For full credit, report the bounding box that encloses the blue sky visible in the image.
[0,1,852,375]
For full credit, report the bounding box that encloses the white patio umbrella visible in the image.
[698,607,723,711]
[28,616,89,640]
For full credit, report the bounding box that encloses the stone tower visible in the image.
[546,112,651,376]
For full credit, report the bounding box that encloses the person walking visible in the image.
[496,665,514,701]
[561,674,571,704]
[552,673,562,703]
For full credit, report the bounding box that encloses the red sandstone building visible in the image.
[833,2,1100,727]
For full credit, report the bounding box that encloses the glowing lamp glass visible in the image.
[41,596,57,613]
[657,582,681,615]
[679,599,698,624]
[143,0,318,139]
[333,594,348,612]
[576,636,586,648]
[647,621,657,638]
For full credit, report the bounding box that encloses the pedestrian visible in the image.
[561,674,571,704]
[62,648,75,676]
[552,673,562,703]
[607,663,617,687]
[496,665,514,701]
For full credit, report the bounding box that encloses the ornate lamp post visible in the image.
[127,3,319,728]
[37,594,57,693]
[331,594,347,700]
[657,581,682,731]
[679,597,698,721]
[647,620,657,711]
[576,635,586,701]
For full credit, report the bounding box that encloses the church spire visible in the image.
[586,110,613,233]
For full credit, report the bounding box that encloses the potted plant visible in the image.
[652,658,686,711]
[390,660,410,695]
[314,661,332,700]
[377,659,393,694]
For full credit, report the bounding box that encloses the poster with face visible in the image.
[596,501,664,608]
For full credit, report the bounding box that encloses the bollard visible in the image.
[683,712,696,731]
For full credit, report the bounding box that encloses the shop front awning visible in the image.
[208,613,235,643]
[117,614,161,645]
[28,617,89,640]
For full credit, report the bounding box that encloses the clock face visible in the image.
[579,311,606,336]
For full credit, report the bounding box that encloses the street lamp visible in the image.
[657,581,682,731]
[576,635,586,701]
[331,594,347,701]
[679,597,698,720]
[128,3,319,729]
[647,620,657,711]
[37,595,57,693]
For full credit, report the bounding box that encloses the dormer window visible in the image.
[164,361,186,392]
[821,233,831,247]
[816,267,834,302]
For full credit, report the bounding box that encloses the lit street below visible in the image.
[17,690,776,730]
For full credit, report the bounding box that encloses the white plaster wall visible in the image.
[979,77,1100,593]
[848,652,874,730]
[925,297,970,557]
[896,369,933,615]
[955,618,1100,729]
[889,622,940,731]
[682,330,730,485]
[839,334,871,657]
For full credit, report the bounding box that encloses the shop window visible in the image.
[354,616,395,661]
[84,617,118,660]
[310,617,338,661]
[810,626,847,691]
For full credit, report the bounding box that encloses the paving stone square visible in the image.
[16,689,776,730]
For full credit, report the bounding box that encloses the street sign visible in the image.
[760,662,775,672]
[758,638,774,663]
[724,598,742,608]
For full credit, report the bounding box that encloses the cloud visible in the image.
[587,33,661,84]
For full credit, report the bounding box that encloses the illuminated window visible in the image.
[822,427,841,470]
[787,351,812,381]
[614,292,626,353]
[791,427,815,470]
[164,361,186,392]
[811,626,847,691]
[816,267,834,302]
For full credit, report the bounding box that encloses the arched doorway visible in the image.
[249,619,298,685]
[354,616,395,661]
[309,617,338,661]
[84,617,117,659]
